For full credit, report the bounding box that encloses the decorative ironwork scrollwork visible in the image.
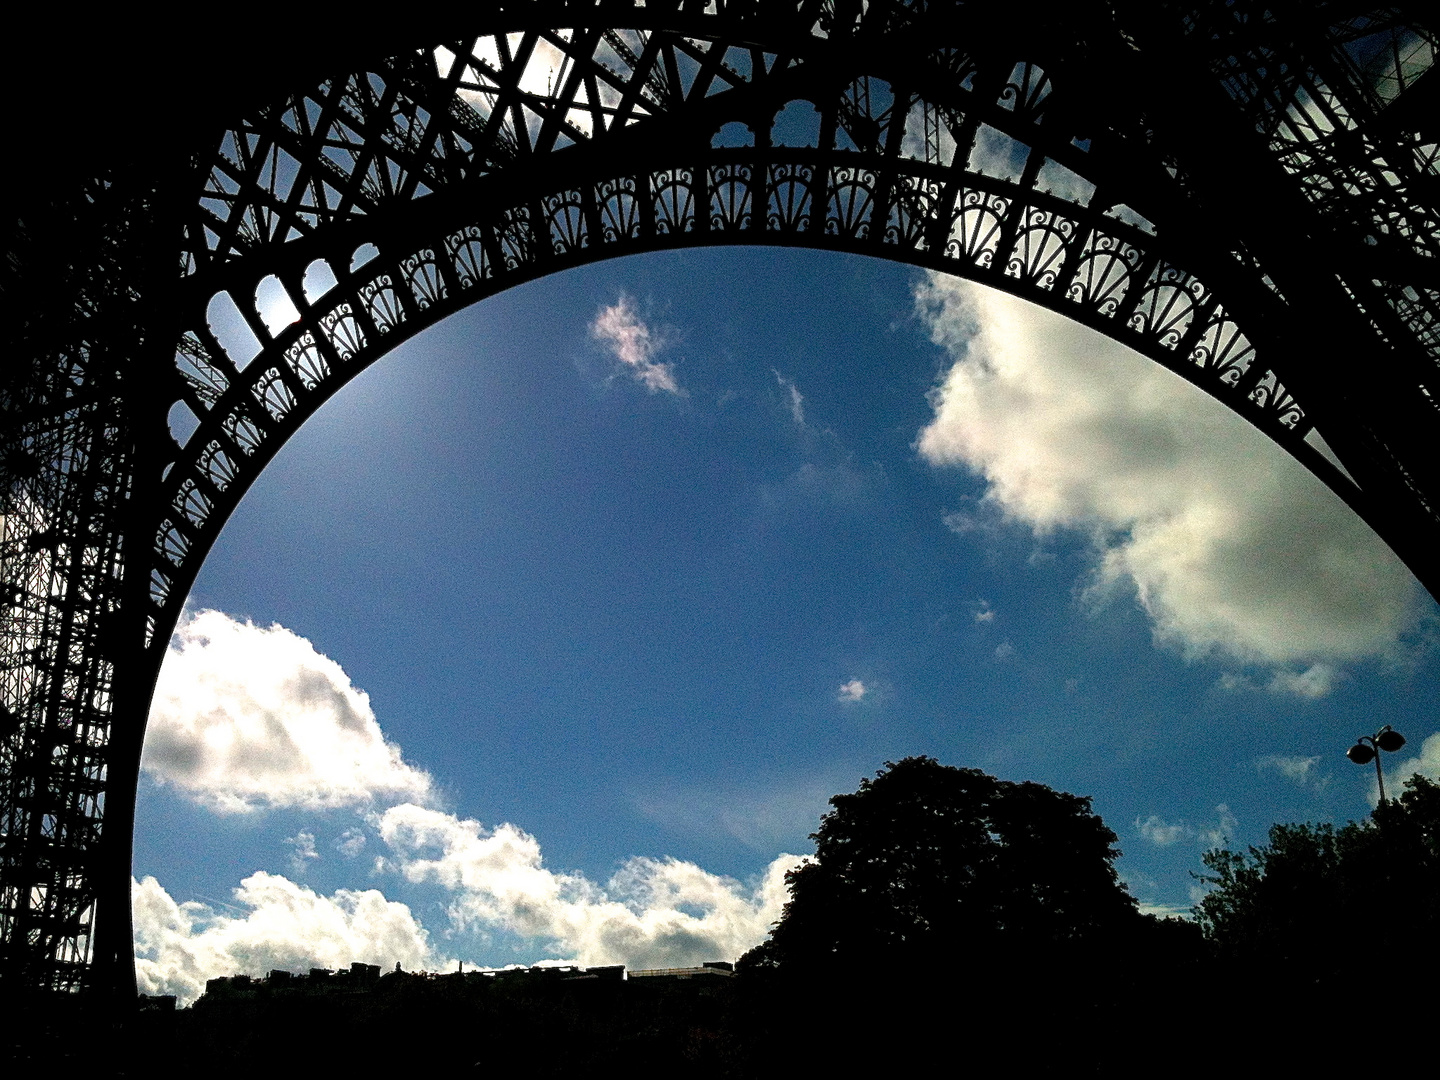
[599,177,642,242]
[360,275,406,334]
[223,408,266,456]
[1066,230,1142,317]
[173,479,213,529]
[1006,206,1075,289]
[766,162,813,233]
[445,226,490,288]
[157,520,190,567]
[947,188,1008,266]
[1129,266,1208,349]
[402,249,447,309]
[651,169,696,235]
[997,61,1052,123]
[1188,308,1255,385]
[320,302,365,361]
[1249,369,1306,429]
[709,163,752,232]
[825,166,878,239]
[884,174,940,249]
[497,207,535,270]
[252,368,298,421]
[149,566,172,607]
[544,191,588,254]
[284,331,330,390]
[197,441,239,491]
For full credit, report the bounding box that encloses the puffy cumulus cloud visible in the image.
[133,873,439,1005]
[143,609,433,813]
[913,275,1419,687]
[377,803,801,970]
[591,296,682,395]
[837,678,867,702]
[1388,731,1440,797]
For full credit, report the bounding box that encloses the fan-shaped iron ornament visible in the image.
[4,1,1440,1005]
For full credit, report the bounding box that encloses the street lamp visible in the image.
[1346,725,1406,803]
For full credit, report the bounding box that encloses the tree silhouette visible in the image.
[741,757,1145,974]
[1196,773,1440,978]
[1188,775,1440,1072]
[735,758,1198,1070]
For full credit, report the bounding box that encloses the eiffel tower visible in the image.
[3,1,1437,1008]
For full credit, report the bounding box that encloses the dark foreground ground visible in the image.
[10,952,1420,1077]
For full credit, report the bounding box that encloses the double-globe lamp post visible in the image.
[1347,725,1406,803]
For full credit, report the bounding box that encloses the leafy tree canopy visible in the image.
[1195,773,1440,976]
[740,757,1147,974]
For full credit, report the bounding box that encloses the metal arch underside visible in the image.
[4,0,1440,1006]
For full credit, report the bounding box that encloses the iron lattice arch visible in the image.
[3,0,1440,1004]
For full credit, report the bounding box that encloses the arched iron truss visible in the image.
[3,0,1439,1006]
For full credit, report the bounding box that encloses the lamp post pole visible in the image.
[1346,726,1406,803]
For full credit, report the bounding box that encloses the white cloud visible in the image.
[285,830,320,875]
[942,501,1006,537]
[1136,805,1236,848]
[1137,901,1193,920]
[337,829,367,858]
[1389,731,1440,795]
[591,296,682,394]
[837,678,867,702]
[1256,754,1325,787]
[377,803,801,971]
[994,641,1014,660]
[774,370,806,425]
[1266,665,1339,699]
[1136,816,1189,847]
[913,275,1419,690]
[973,600,995,623]
[143,609,433,814]
[133,872,440,1005]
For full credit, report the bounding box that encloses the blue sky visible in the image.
[132,247,1440,1001]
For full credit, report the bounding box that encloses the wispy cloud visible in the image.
[837,678,867,702]
[1256,754,1326,788]
[590,296,682,395]
[973,599,995,623]
[631,776,840,851]
[1136,805,1236,848]
[774,370,805,425]
[913,275,1420,693]
[143,610,434,814]
[285,831,320,875]
[1136,817,1189,847]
